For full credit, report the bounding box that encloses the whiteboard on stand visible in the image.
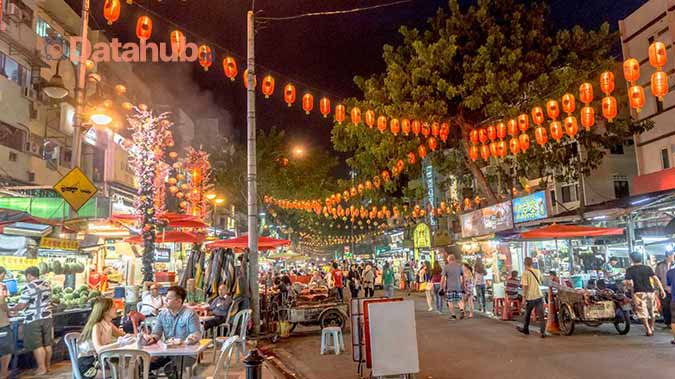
[367,300,419,377]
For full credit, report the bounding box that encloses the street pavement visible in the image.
[271,291,675,379]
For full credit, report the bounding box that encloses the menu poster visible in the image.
[512,191,549,223]
[460,201,514,238]
[460,210,483,238]
[154,248,171,263]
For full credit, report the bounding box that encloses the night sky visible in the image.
[66,0,647,176]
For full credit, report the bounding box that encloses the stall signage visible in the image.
[512,191,549,223]
[39,237,79,251]
[0,256,39,271]
[53,167,98,212]
[460,201,514,238]
[413,223,431,248]
[154,248,171,263]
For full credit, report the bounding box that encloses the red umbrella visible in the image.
[124,231,205,244]
[112,212,207,228]
[520,224,624,239]
[207,234,290,250]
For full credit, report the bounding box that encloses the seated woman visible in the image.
[78,298,134,378]
[505,271,522,301]
[203,283,232,331]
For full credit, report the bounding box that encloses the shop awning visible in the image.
[206,235,291,250]
[519,224,625,239]
[124,231,206,244]
[111,212,208,229]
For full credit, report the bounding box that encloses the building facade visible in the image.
[619,0,675,194]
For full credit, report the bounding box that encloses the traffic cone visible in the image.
[546,288,561,334]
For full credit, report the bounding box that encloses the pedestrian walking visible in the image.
[624,253,666,336]
[462,263,475,318]
[362,264,375,298]
[331,263,345,302]
[440,254,464,320]
[517,257,546,338]
[474,259,488,312]
[656,252,673,329]
[404,262,414,296]
[383,262,395,298]
[348,264,361,299]
[420,261,434,311]
[430,261,443,313]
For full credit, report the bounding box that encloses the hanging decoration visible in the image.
[222,56,238,80]
[579,82,595,131]
[335,104,346,124]
[198,45,213,71]
[319,97,331,118]
[302,93,314,114]
[243,69,257,89]
[103,0,121,25]
[649,41,669,101]
[136,16,152,40]
[184,147,214,219]
[170,30,186,58]
[599,71,617,122]
[284,84,296,106]
[262,75,275,98]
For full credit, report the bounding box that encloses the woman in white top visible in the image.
[78,298,133,378]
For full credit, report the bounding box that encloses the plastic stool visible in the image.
[509,299,522,316]
[320,327,344,355]
[493,297,505,316]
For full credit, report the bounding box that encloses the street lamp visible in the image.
[209,196,225,237]
[206,193,217,201]
[292,146,305,158]
[43,62,69,99]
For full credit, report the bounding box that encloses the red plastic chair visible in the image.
[127,311,145,334]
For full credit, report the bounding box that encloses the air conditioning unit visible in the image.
[6,4,23,23]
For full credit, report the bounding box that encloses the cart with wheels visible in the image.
[556,287,631,336]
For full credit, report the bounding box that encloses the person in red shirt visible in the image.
[331,263,344,302]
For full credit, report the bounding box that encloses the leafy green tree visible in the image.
[332,0,651,204]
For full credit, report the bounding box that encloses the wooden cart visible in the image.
[555,288,631,336]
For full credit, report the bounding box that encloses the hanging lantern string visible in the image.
[256,0,412,21]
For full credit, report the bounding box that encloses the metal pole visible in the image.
[72,0,90,170]
[246,10,260,334]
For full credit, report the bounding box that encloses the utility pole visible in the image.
[72,0,90,170]
[246,9,260,335]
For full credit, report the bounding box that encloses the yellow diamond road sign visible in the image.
[53,167,98,213]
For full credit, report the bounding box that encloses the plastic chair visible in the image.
[212,309,251,362]
[320,326,344,355]
[194,336,239,379]
[99,349,151,379]
[64,332,84,379]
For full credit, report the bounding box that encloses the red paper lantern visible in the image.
[170,30,186,58]
[623,58,640,84]
[487,124,497,141]
[418,145,427,159]
[509,137,520,155]
[600,71,615,95]
[136,16,152,40]
[564,116,578,138]
[431,122,440,137]
[351,107,361,124]
[651,70,669,101]
[495,121,507,140]
[534,126,548,146]
[497,140,507,158]
[601,96,617,122]
[222,56,237,81]
[468,145,479,161]
[579,82,593,104]
[478,128,488,144]
[531,107,545,126]
[198,45,213,71]
[649,41,667,69]
[580,106,595,131]
[628,85,645,113]
[489,141,499,157]
[390,118,401,136]
[381,170,391,182]
[335,104,346,124]
[440,122,450,142]
[407,152,416,164]
[284,84,296,107]
[401,119,411,136]
[469,129,479,145]
[302,93,314,114]
[412,120,421,136]
[421,122,431,138]
[546,100,560,120]
[507,119,518,136]
[243,69,257,89]
[319,97,331,118]
[549,121,563,142]
[427,137,437,151]
[480,144,491,161]
[103,0,121,25]
[377,115,388,133]
[561,93,576,114]
[365,110,376,128]
[518,133,530,152]
[262,75,275,98]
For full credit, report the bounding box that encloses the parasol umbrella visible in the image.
[124,231,206,244]
[206,234,291,250]
[111,212,208,229]
[519,224,624,239]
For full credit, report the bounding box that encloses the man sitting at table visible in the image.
[139,282,164,317]
[142,286,202,379]
[203,283,232,332]
[185,279,205,305]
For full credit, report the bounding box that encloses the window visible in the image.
[550,190,556,205]
[614,180,630,199]
[0,122,27,151]
[7,0,33,26]
[662,148,671,169]
[561,184,577,203]
[0,51,31,88]
[35,17,72,58]
[609,144,624,155]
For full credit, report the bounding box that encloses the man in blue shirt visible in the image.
[666,266,675,344]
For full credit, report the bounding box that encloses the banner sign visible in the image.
[512,191,549,223]
[39,237,79,251]
[460,201,513,238]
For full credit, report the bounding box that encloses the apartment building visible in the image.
[619,0,675,194]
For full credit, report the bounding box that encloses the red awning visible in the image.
[124,231,205,244]
[207,235,291,251]
[520,224,625,240]
[111,212,207,229]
